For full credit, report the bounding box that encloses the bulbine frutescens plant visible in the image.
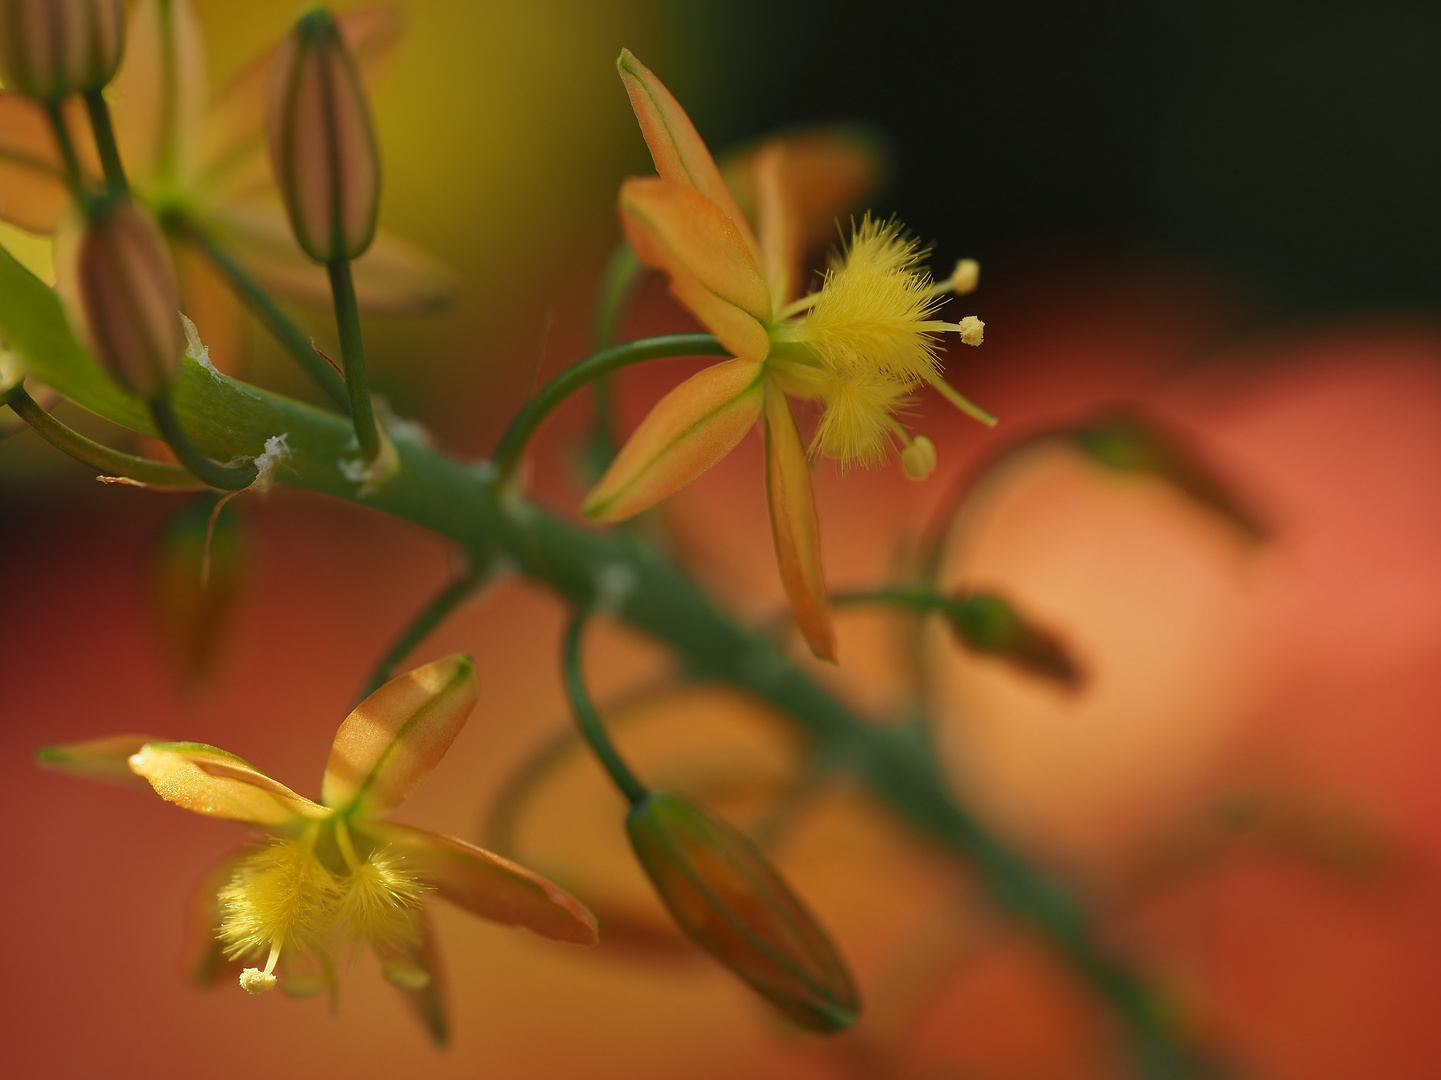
[1,2,1242,1075]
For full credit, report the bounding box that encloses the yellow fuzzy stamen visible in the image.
[799,215,945,384]
[218,832,339,992]
[334,819,429,950]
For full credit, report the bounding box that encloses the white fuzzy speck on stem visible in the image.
[179,312,222,377]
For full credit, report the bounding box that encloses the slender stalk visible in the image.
[585,242,642,477]
[562,612,651,807]
[327,257,380,462]
[81,89,128,197]
[148,393,258,490]
[358,557,490,701]
[833,587,1082,688]
[175,217,350,412]
[3,383,199,487]
[491,333,728,487]
[42,100,85,197]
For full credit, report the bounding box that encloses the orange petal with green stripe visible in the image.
[585,357,765,523]
[616,48,760,261]
[763,381,836,661]
[620,176,771,361]
[322,654,479,818]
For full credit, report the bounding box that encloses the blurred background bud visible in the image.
[149,493,247,683]
[626,790,860,1033]
[0,0,125,101]
[1070,410,1268,542]
[944,591,1083,689]
[266,7,379,262]
[57,197,180,396]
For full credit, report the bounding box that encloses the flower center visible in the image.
[764,216,991,477]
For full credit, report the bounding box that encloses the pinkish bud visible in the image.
[266,8,380,262]
[626,791,860,1032]
[0,0,125,100]
[61,199,181,396]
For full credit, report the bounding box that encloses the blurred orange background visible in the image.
[7,2,1441,1079]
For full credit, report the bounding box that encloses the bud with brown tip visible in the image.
[626,791,860,1032]
[266,8,380,262]
[63,198,181,396]
[0,0,125,101]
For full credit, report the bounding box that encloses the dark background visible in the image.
[662,0,1441,326]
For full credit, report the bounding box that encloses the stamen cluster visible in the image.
[771,216,982,473]
[217,827,428,994]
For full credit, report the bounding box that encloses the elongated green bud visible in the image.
[266,8,380,262]
[946,592,1082,688]
[626,791,860,1032]
[0,0,125,100]
[65,198,181,396]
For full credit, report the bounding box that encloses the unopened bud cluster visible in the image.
[0,0,125,100]
[626,791,859,1032]
[266,8,380,262]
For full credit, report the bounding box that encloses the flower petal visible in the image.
[363,820,599,945]
[128,741,330,825]
[620,177,772,359]
[584,356,765,523]
[322,654,478,817]
[763,381,836,661]
[196,5,403,201]
[725,127,887,294]
[616,49,760,262]
[206,200,457,313]
[376,911,449,1046]
[112,0,209,193]
[0,93,72,234]
[182,847,248,987]
[35,733,165,792]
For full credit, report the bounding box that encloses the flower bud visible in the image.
[626,791,859,1032]
[150,493,248,682]
[64,199,181,396]
[946,592,1082,689]
[0,0,125,100]
[266,8,380,262]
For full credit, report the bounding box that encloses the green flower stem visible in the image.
[358,557,490,701]
[562,611,650,807]
[491,332,728,488]
[176,217,350,412]
[148,392,259,490]
[42,101,85,197]
[832,587,951,616]
[327,257,380,463]
[2,383,199,487]
[584,242,643,477]
[81,89,128,198]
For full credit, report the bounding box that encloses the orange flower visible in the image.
[585,51,990,660]
[0,1,452,367]
[38,656,598,1044]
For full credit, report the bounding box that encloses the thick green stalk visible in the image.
[327,257,380,462]
[490,332,728,487]
[148,393,258,490]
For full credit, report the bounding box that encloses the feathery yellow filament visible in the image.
[218,834,339,993]
[335,819,429,950]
